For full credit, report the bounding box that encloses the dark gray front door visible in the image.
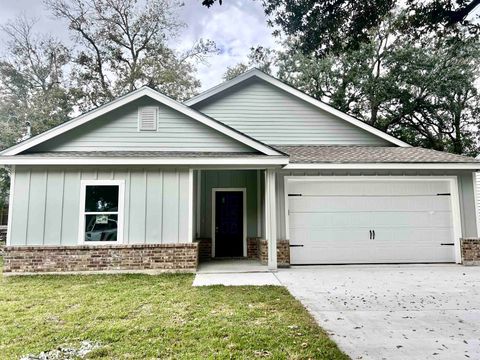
[215,191,243,257]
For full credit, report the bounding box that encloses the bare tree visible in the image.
[0,15,74,148]
[45,0,217,108]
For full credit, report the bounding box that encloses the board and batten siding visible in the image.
[276,170,478,241]
[193,78,392,146]
[29,97,254,153]
[198,170,260,239]
[9,166,192,246]
[476,172,480,233]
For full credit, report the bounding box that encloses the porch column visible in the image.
[265,168,277,270]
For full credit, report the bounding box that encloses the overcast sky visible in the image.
[0,0,277,90]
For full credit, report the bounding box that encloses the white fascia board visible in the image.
[285,163,480,170]
[0,156,289,166]
[185,69,410,148]
[1,87,282,157]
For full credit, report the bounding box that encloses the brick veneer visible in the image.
[3,243,198,274]
[195,237,289,267]
[461,238,480,265]
[197,238,212,262]
[258,239,290,267]
[247,237,259,259]
[0,226,6,244]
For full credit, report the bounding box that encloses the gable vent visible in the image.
[138,106,158,131]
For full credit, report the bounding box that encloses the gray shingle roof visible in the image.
[16,147,479,164]
[19,151,280,158]
[272,145,479,164]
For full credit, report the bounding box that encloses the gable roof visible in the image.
[185,69,410,148]
[0,86,284,157]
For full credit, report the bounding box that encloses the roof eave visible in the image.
[284,163,480,170]
[0,155,289,166]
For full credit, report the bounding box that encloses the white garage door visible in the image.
[287,179,456,264]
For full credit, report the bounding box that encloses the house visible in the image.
[1,69,480,274]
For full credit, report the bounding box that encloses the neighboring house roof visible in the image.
[185,69,410,148]
[0,86,283,157]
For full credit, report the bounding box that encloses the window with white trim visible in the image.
[79,180,124,243]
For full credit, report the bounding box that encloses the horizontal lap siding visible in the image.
[194,79,391,146]
[276,170,478,241]
[10,166,191,246]
[31,97,252,152]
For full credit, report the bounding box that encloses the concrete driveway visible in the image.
[276,265,480,360]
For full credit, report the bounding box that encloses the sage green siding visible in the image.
[193,78,392,146]
[198,170,260,239]
[30,97,254,153]
[9,166,192,246]
[276,170,478,241]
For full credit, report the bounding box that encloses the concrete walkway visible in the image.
[193,272,280,286]
[193,259,281,286]
[276,265,480,360]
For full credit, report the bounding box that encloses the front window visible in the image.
[80,181,124,243]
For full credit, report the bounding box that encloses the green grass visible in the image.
[0,261,347,359]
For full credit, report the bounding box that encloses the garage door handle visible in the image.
[373,230,375,240]
[290,244,304,247]
[369,230,372,239]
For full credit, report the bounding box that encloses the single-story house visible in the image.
[1,69,480,274]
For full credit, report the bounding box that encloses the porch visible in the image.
[193,169,282,270]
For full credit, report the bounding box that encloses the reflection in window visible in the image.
[83,185,119,242]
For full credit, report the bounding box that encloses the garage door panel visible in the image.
[288,180,450,197]
[287,179,456,264]
[291,245,455,264]
[370,211,452,227]
[289,196,451,213]
[290,210,452,228]
[290,212,378,228]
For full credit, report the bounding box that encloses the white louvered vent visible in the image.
[138,106,158,131]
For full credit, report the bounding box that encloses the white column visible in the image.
[265,168,277,270]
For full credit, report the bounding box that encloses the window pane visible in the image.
[85,214,118,242]
[85,185,119,212]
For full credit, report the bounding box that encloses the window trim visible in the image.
[78,179,125,245]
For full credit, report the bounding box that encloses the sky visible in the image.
[0,0,277,90]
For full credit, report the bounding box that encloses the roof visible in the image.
[185,69,410,148]
[0,151,288,166]
[0,87,283,157]
[274,145,480,164]
[15,151,274,158]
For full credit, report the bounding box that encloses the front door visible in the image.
[214,191,244,257]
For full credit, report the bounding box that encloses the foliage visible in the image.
[0,16,77,204]
[263,0,480,56]
[0,169,9,208]
[46,0,217,109]
[277,17,480,155]
[201,0,222,6]
[0,267,348,359]
[223,46,276,80]
[0,16,76,150]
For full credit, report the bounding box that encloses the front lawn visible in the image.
[0,261,347,359]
